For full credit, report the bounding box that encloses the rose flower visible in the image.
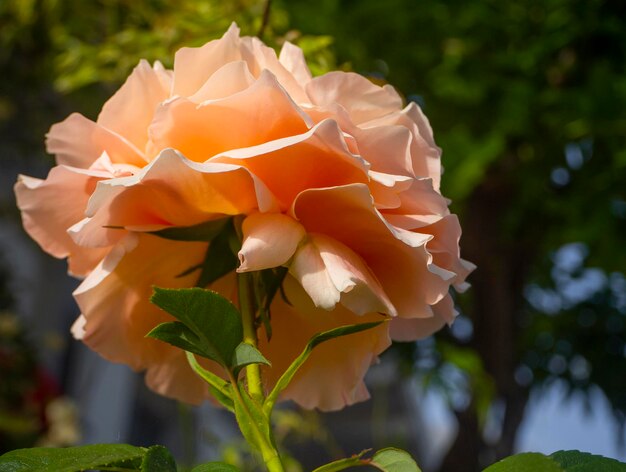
[15,24,473,411]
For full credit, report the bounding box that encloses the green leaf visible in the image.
[483,453,564,472]
[196,221,239,288]
[0,444,147,472]
[141,445,177,472]
[147,322,208,358]
[231,343,271,377]
[185,352,234,412]
[309,322,384,349]
[150,218,230,242]
[192,462,239,472]
[370,448,421,472]
[483,451,626,472]
[149,287,243,368]
[263,321,384,415]
[312,448,421,472]
[550,450,626,471]
[311,450,369,472]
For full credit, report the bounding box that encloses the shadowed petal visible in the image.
[14,166,111,276]
[73,233,209,403]
[389,293,458,342]
[259,276,390,411]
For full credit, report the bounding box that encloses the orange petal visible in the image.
[73,233,210,403]
[238,213,306,272]
[172,23,242,96]
[383,178,449,217]
[46,113,145,168]
[240,36,309,103]
[306,71,403,124]
[150,70,310,163]
[293,184,451,318]
[14,166,110,276]
[353,125,415,177]
[389,314,444,341]
[97,60,171,153]
[259,276,390,411]
[144,350,209,405]
[188,61,255,103]
[210,119,369,210]
[290,234,397,316]
[365,102,442,190]
[389,213,475,291]
[72,149,276,247]
[368,170,413,210]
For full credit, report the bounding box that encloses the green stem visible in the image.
[237,272,264,403]
[227,371,284,472]
[235,269,283,471]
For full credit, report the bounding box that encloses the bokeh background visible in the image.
[1,1,625,471]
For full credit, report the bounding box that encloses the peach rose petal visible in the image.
[259,276,390,411]
[389,315,445,342]
[70,149,277,248]
[73,233,208,402]
[421,215,473,284]
[211,119,369,210]
[237,213,306,272]
[384,177,450,217]
[389,292,458,341]
[144,349,209,405]
[14,166,111,276]
[240,36,310,104]
[46,113,145,169]
[278,41,313,88]
[288,239,340,310]
[368,170,414,210]
[290,234,397,316]
[365,102,442,190]
[172,22,243,97]
[388,213,476,291]
[382,213,443,231]
[87,151,140,178]
[188,61,255,103]
[150,70,311,163]
[293,184,451,319]
[432,293,459,325]
[306,71,403,125]
[354,125,415,177]
[97,60,171,153]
